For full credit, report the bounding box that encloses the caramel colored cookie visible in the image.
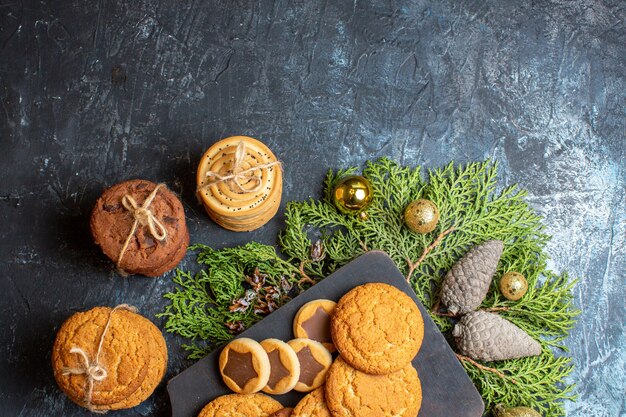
[287,339,332,392]
[52,306,160,410]
[270,408,294,417]
[291,387,332,417]
[197,393,283,417]
[260,339,300,395]
[331,282,424,374]
[293,300,336,352]
[99,315,168,410]
[325,357,422,417]
[219,338,270,394]
[90,179,188,276]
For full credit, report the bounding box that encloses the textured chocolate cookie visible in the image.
[90,179,188,276]
[291,387,332,417]
[287,339,332,392]
[331,282,424,374]
[197,393,283,417]
[325,357,422,417]
[219,338,271,394]
[260,338,300,395]
[51,306,163,411]
[293,300,336,352]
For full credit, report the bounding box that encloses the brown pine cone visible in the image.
[440,240,504,315]
[452,310,542,362]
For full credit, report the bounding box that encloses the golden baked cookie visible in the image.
[287,339,332,392]
[219,338,270,394]
[325,357,422,417]
[293,300,337,352]
[331,282,424,374]
[270,408,294,417]
[291,387,332,417]
[260,338,300,395]
[197,393,283,417]
[51,306,161,410]
[99,315,168,410]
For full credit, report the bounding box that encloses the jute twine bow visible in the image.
[116,183,168,275]
[62,304,138,413]
[202,141,281,194]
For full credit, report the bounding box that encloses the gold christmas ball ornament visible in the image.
[404,199,440,233]
[494,404,541,417]
[332,175,373,215]
[499,272,528,301]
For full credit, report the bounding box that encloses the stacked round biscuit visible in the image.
[289,282,424,417]
[51,306,167,412]
[90,179,189,277]
[196,136,282,232]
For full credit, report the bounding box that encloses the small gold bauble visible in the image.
[332,175,373,215]
[499,272,528,301]
[404,199,440,233]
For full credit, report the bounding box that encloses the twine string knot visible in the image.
[203,141,281,194]
[116,184,168,273]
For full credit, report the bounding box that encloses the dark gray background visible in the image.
[1,0,624,416]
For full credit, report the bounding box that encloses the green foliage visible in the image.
[158,243,300,359]
[161,159,579,416]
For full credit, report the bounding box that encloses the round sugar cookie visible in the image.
[291,387,332,417]
[260,339,300,395]
[219,338,270,394]
[197,393,283,417]
[287,339,332,393]
[331,282,424,374]
[293,300,336,352]
[325,357,422,417]
[97,313,168,411]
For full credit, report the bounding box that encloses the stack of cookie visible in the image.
[51,305,167,412]
[196,136,282,232]
[90,179,189,277]
[286,283,424,417]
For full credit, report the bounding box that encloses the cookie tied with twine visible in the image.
[90,179,189,277]
[52,305,168,412]
[196,136,283,232]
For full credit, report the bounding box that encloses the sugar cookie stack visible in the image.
[196,136,282,232]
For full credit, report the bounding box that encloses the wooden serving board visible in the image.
[167,251,484,417]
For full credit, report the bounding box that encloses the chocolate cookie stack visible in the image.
[51,305,167,412]
[196,136,282,232]
[90,179,189,277]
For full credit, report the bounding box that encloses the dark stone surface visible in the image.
[0,0,623,416]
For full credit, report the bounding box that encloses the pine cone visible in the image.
[440,240,504,314]
[452,310,542,361]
